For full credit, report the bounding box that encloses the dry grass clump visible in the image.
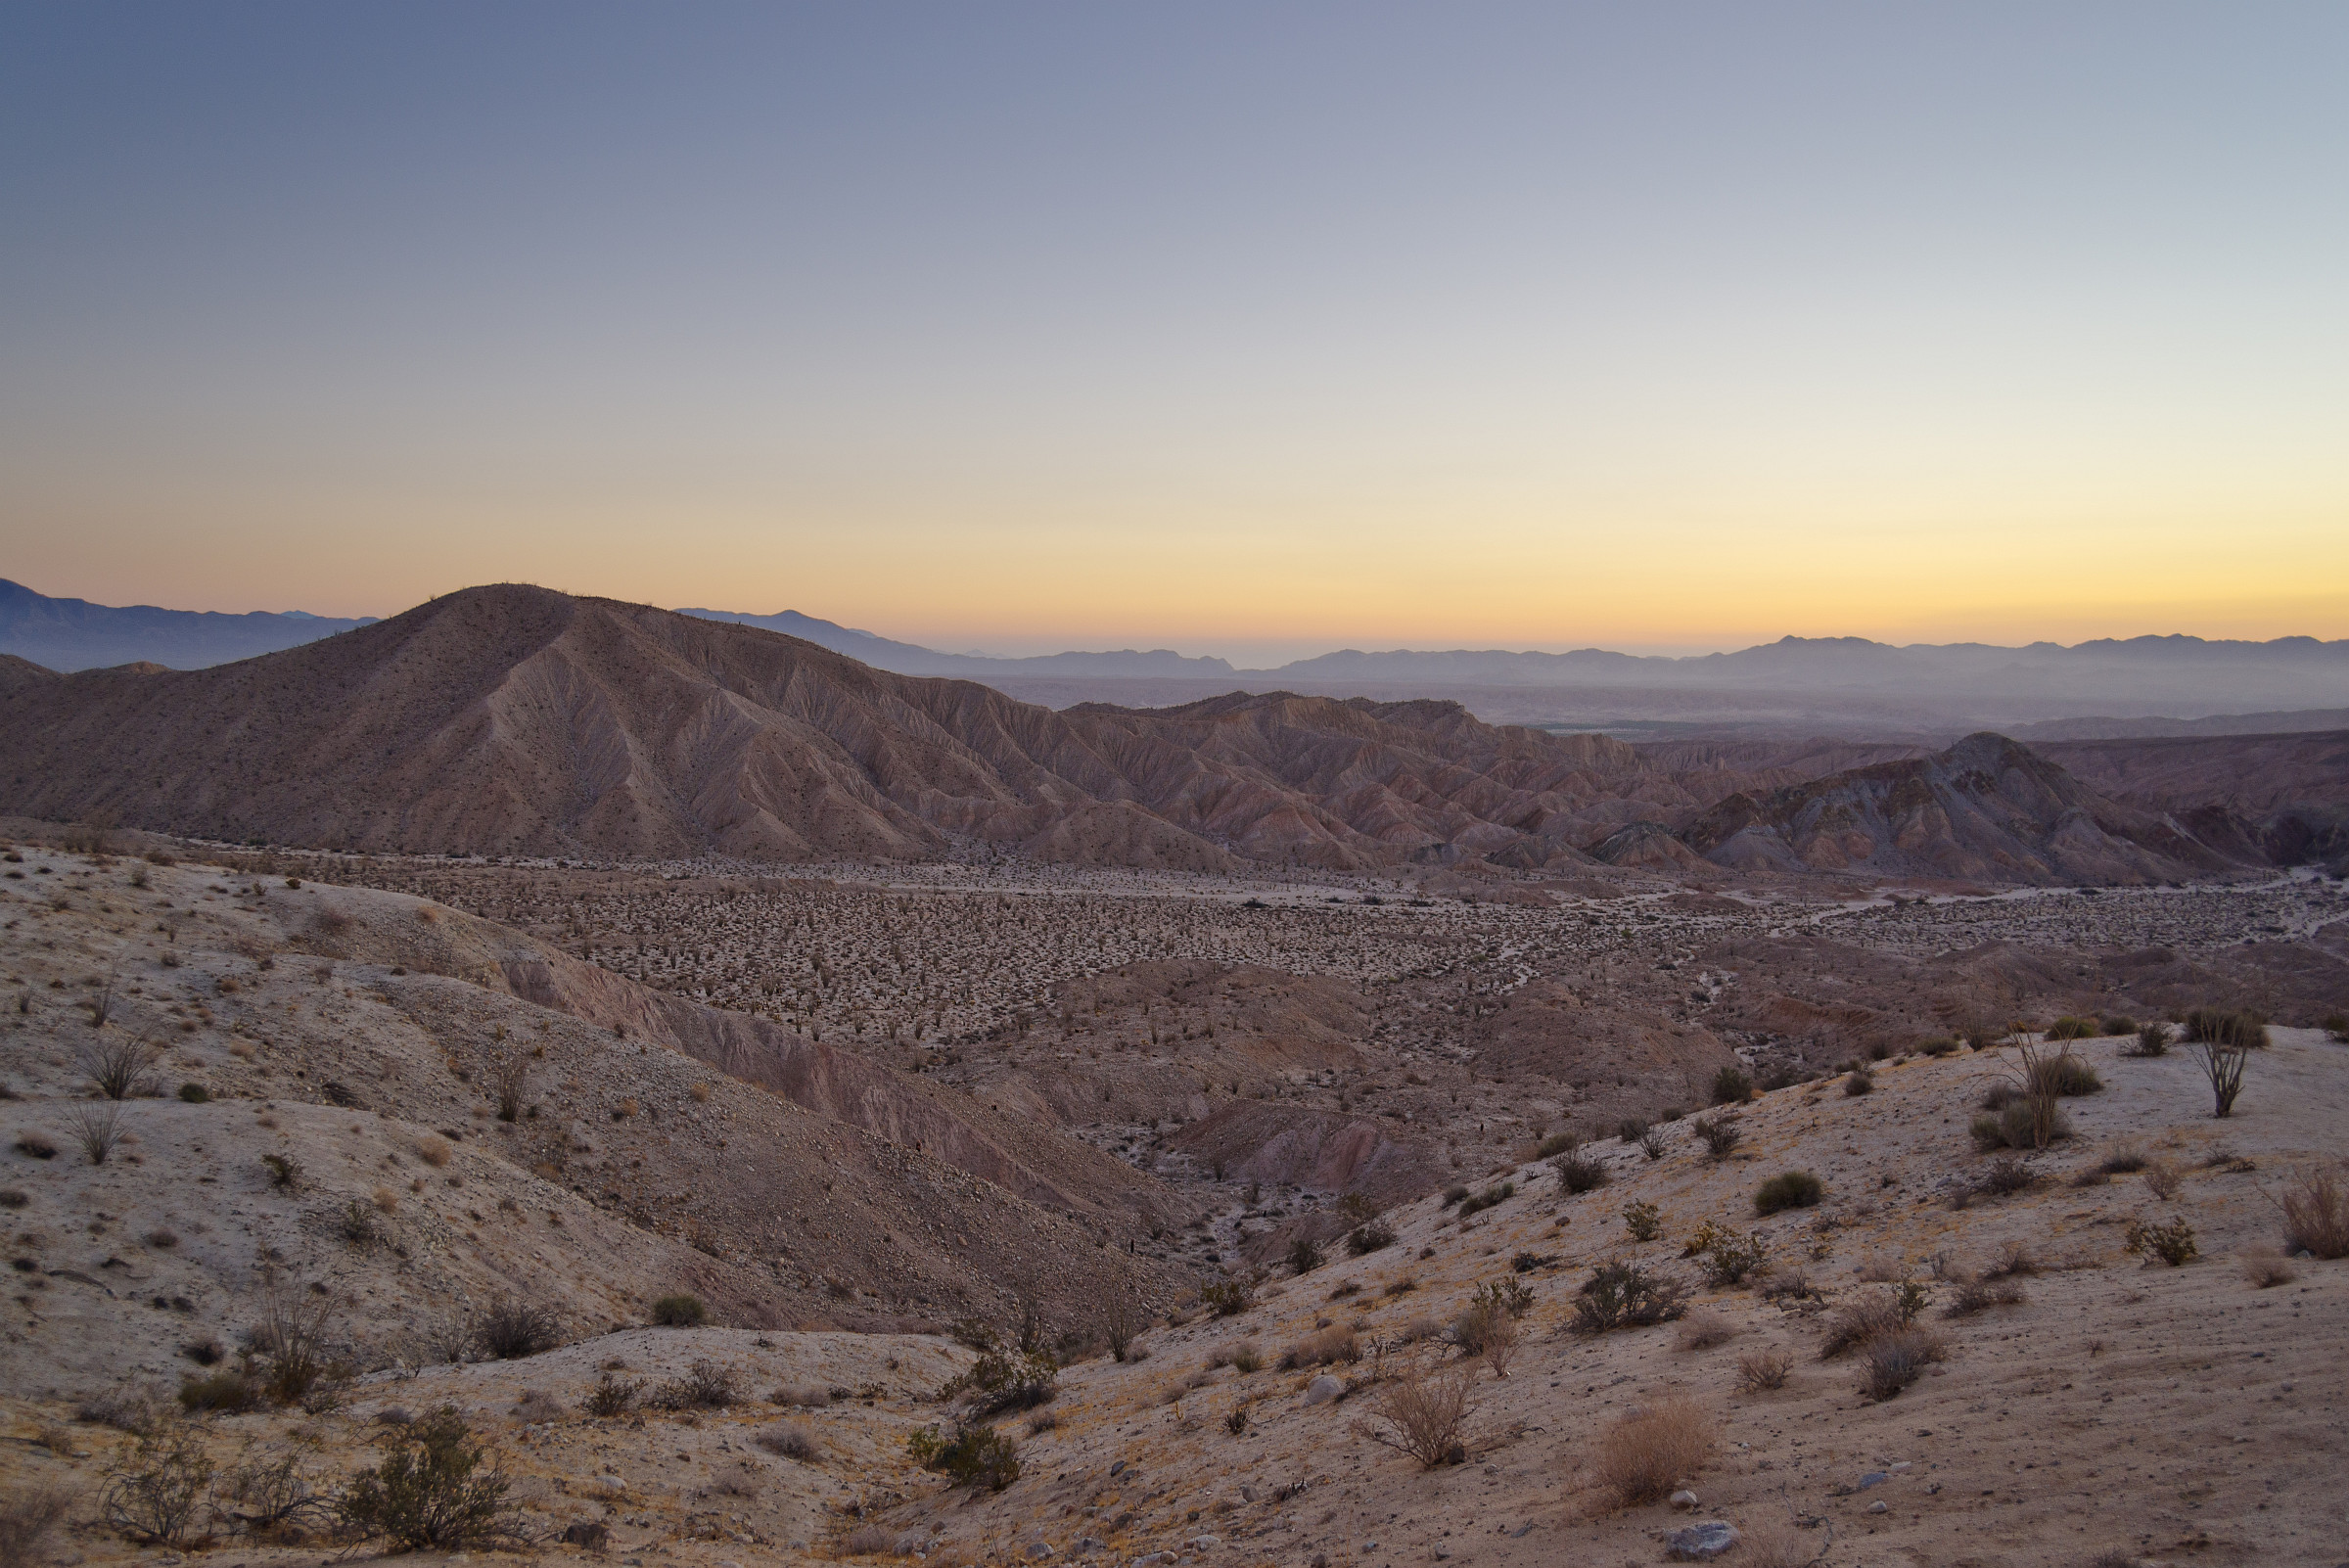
[1281,1325,1359,1369]
[1735,1348,1791,1392]
[754,1423,818,1461]
[2280,1166,2349,1259]
[1858,1327,1946,1400]
[1592,1397,1716,1506]
[1819,1284,1926,1360]
[0,1478,74,1568]
[1945,1274,2027,1317]
[769,1382,831,1408]
[1735,1516,1826,1568]
[2239,1250,2296,1289]
[1673,1310,1738,1352]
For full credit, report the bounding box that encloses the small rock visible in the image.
[1110,1459,1128,1477]
[1187,1536,1221,1551]
[1889,1461,1911,1472]
[560,1522,611,1548]
[1859,1471,1888,1489]
[1305,1374,1344,1406]
[1074,1539,1105,1553]
[1866,1500,1888,1515]
[1664,1521,1738,1561]
[1027,1542,1055,1560]
[1670,1490,1700,1509]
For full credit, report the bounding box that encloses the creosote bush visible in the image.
[103,1421,213,1545]
[474,1299,562,1360]
[1754,1171,1823,1216]
[0,1479,73,1568]
[1571,1261,1688,1334]
[1346,1221,1396,1256]
[2126,1022,2171,1057]
[1199,1279,1254,1317]
[651,1360,739,1410]
[1620,1201,1662,1242]
[584,1372,642,1417]
[337,1406,511,1550]
[1710,1065,1752,1105]
[1858,1328,1945,1401]
[1843,1068,1874,1097]
[906,1424,1021,1491]
[1553,1150,1608,1194]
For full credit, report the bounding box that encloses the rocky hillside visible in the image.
[0,584,2301,881]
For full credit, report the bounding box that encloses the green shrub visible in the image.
[337,1406,511,1550]
[1843,1069,1874,1096]
[1536,1130,1581,1159]
[1711,1065,1752,1105]
[1754,1171,1823,1216]
[1439,1184,1469,1207]
[1570,1261,1688,1334]
[1346,1221,1395,1256]
[1616,1117,1650,1143]
[260,1153,300,1189]
[945,1346,1059,1415]
[1456,1181,1514,1217]
[584,1371,642,1416]
[2127,1022,2171,1056]
[649,1294,707,1328]
[2325,1012,2349,1044]
[176,1083,209,1103]
[1699,1229,1768,1286]
[1693,1115,1741,1160]
[475,1299,562,1360]
[1200,1279,1254,1317]
[1470,1276,1536,1319]
[2046,1016,2096,1041]
[1918,1037,1960,1058]
[1620,1200,1662,1242]
[1969,1100,2073,1151]
[2099,1015,2138,1038]
[906,1423,1021,1491]
[1287,1235,1323,1275]
[2184,1008,2268,1049]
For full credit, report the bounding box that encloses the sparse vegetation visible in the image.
[1200,1278,1254,1316]
[2126,1021,2171,1056]
[1286,1234,1323,1275]
[1674,1309,1737,1351]
[1843,1068,1874,1096]
[474,1298,562,1360]
[1858,1327,1945,1400]
[77,1030,160,1101]
[946,1343,1059,1414]
[906,1423,1022,1491]
[2046,1015,2096,1040]
[103,1421,213,1545]
[1711,1065,1752,1104]
[2125,1216,2198,1267]
[650,1293,708,1327]
[651,1359,740,1409]
[1973,1154,2036,1197]
[2280,1166,2349,1258]
[1345,1220,1396,1256]
[1455,1180,1514,1217]
[1692,1114,1741,1160]
[1735,1348,1791,1392]
[585,1371,643,1416]
[1571,1260,1689,1334]
[337,1406,513,1550]
[65,1100,124,1165]
[0,1480,74,1568]
[2184,1007,2268,1049]
[1593,1396,1715,1506]
[1553,1149,1608,1194]
[1754,1170,1823,1215]
[1355,1359,1474,1469]
[261,1153,300,1189]
[2240,1250,2296,1288]
[1620,1200,1662,1242]
[2191,1037,2250,1118]
[755,1424,818,1461]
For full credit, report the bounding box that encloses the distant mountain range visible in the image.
[0,578,376,671]
[4,583,2338,881]
[7,578,2345,724]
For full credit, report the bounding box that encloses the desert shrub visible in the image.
[1223,1403,1250,1435]
[1819,1288,1923,1360]
[650,1360,739,1410]
[1346,1221,1395,1256]
[2142,1160,2184,1200]
[1456,1181,1514,1217]
[260,1153,300,1189]
[1287,1235,1323,1275]
[1571,1261,1689,1334]
[1553,1150,1608,1194]
[650,1294,707,1327]
[584,1372,642,1417]
[1858,1327,1944,1400]
[905,1423,1021,1491]
[754,1424,817,1461]
[1472,1275,1535,1319]
[1970,1100,2072,1151]
[76,1390,154,1433]
[1225,1343,1264,1375]
[2280,1166,2349,1258]
[1974,1155,2036,1197]
[1674,1310,1737,1352]
[1200,1279,1254,1317]
[1536,1130,1581,1159]
[1692,1114,1741,1161]
[1754,1171,1823,1216]
[66,1102,124,1166]
[103,1422,213,1545]
[2239,1250,2296,1289]
[2126,1021,2171,1057]
[2125,1217,2197,1267]
[12,1133,55,1161]
[1757,1268,1822,1303]
[1735,1348,1790,1392]
[769,1382,831,1407]
[1639,1129,1668,1161]
[176,1083,208,1103]
[1593,1397,1715,1506]
[0,1480,73,1568]
[2191,1038,2250,1118]
[2099,1015,2139,1038]
[2096,1140,2148,1175]
[1711,1065,1752,1105]
[2326,1012,2349,1044]
[1356,1360,1474,1469]
[1616,1117,1650,1142]
[2035,1052,2102,1096]
[336,1199,382,1247]
[252,1276,344,1409]
[1698,1228,1768,1286]
[336,1406,511,1550]
[177,1368,263,1414]
[1945,1275,2027,1316]
[1917,1036,1961,1057]
[2046,1015,2096,1041]
[1843,1068,1874,1097]
[77,1033,161,1101]
[0,1189,23,1209]
[474,1299,562,1360]
[2185,1008,2268,1049]
[1985,1240,2039,1278]
[1284,1325,1359,1368]
[1440,1183,1468,1207]
[947,1346,1058,1414]
[1621,1200,1662,1242]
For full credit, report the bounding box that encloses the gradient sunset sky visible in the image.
[4,3,2344,663]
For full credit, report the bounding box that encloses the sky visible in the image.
[3,3,2344,665]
